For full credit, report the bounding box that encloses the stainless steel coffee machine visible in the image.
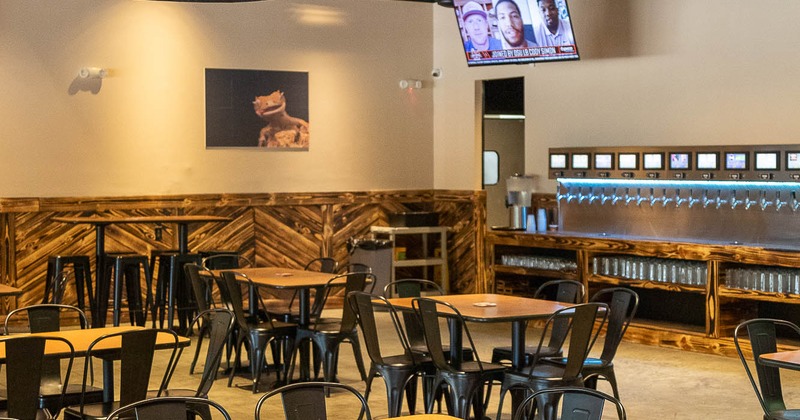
[506,174,535,230]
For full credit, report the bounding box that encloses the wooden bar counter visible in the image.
[486,229,800,357]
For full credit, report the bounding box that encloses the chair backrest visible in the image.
[304,257,339,274]
[339,263,372,274]
[4,303,89,397]
[184,263,215,313]
[201,254,252,270]
[589,287,639,364]
[534,279,586,352]
[534,279,585,303]
[311,272,374,332]
[532,303,609,381]
[190,308,235,397]
[107,396,232,420]
[78,329,180,411]
[514,386,626,420]
[383,278,444,298]
[347,291,413,366]
[46,270,71,304]
[412,297,485,372]
[4,303,90,334]
[218,271,260,334]
[254,382,371,420]
[1,335,75,420]
[734,318,800,416]
[382,279,444,350]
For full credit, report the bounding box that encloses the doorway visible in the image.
[482,77,525,228]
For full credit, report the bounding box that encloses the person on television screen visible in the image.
[534,0,575,46]
[495,0,537,48]
[461,1,503,52]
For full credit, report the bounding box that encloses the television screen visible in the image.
[787,152,800,170]
[755,152,779,171]
[618,153,638,170]
[669,152,691,170]
[456,0,579,66]
[643,153,664,170]
[724,152,748,170]
[572,153,590,169]
[550,153,567,169]
[595,153,614,170]
[697,152,719,170]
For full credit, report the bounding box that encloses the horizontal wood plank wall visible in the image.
[0,190,486,313]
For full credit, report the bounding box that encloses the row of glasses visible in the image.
[725,266,800,294]
[592,255,707,286]
[500,254,578,272]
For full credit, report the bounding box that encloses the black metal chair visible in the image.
[61,328,181,420]
[217,271,297,393]
[383,279,474,362]
[0,335,75,420]
[412,297,507,419]
[3,304,102,415]
[201,253,251,271]
[512,386,627,420]
[147,308,235,399]
[279,257,340,322]
[734,318,800,420]
[542,287,639,400]
[495,303,609,420]
[106,396,232,420]
[348,291,430,417]
[288,272,372,384]
[304,257,339,274]
[184,263,218,374]
[254,382,371,420]
[491,279,586,366]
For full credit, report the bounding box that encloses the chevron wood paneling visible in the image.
[0,190,485,316]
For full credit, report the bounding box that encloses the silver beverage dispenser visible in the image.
[506,174,535,230]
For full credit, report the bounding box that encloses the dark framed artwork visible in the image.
[205,68,309,149]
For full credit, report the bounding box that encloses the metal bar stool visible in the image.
[102,253,151,327]
[43,255,96,319]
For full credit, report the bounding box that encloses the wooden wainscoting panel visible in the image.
[254,205,325,269]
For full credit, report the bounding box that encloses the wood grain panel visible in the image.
[1,190,483,320]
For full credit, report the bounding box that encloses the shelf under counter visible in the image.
[486,229,800,357]
[494,264,578,279]
[586,274,708,294]
[718,286,800,303]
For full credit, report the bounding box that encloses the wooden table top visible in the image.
[394,415,461,420]
[215,267,336,289]
[0,284,23,297]
[760,350,800,370]
[0,326,190,361]
[53,215,231,225]
[386,293,573,323]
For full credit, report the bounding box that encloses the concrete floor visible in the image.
[141,311,800,419]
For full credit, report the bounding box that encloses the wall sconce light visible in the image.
[78,67,108,79]
[399,79,422,90]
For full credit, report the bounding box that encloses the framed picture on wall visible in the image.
[205,68,309,150]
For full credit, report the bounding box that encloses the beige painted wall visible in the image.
[433,0,800,193]
[0,0,434,197]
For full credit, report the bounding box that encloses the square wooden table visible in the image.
[386,293,574,370]
[216,267,339,381]
[760,349,800,370]
[0,326,190,402]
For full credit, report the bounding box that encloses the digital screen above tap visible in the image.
[550,145,800,182]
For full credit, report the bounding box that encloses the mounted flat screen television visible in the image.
[455,0,579,66]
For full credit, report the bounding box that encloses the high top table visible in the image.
[53,215,231,327]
